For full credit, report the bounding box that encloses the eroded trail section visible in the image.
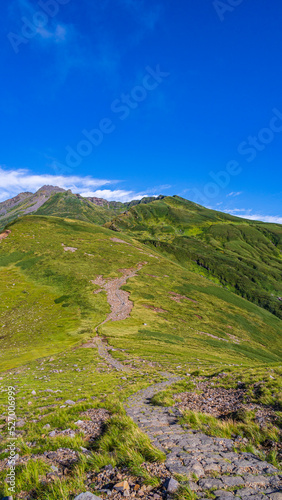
[126,378,282,500]
[92,262,146,324]
[82,263,147,371]
[81,337,128,372]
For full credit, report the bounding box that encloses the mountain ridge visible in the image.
[0,186,165,231]
[1,187,281,319]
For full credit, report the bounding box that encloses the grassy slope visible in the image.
[0,215,281,372]
[35,191,118,225]
[0,214,281,498]
[106,196,282,319]
[0,195,38,231]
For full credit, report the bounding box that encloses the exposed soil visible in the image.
[143,305,168,313]
[110,238,131,245]
[0,230,11,241]
[0,409,110,474]
[76,408,110,441]
[173,381,278,424]
[92,263,147,324]
[80,263,148,370]
[80,337,129,372]
[169,292,198,303]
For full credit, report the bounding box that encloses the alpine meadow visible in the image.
[0,189,281,499]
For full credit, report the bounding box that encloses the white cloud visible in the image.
[224,208,282,224]
[226,192,243,197]
[0,166,159,204]
[0,166,116,202]
[227,208,248,213]
[36,23,68,43]
[80,190,148,203]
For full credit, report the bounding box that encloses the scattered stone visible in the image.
[165,478,179,493]
[114,480,130,492]
[15,419,25,428]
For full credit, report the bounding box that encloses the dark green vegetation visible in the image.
[106,196,282,319]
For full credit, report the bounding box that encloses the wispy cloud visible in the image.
[7,0,83,83]
[226,191,243,197]
[0,166,116,202]
[224,208,282,224]
[80,189,152,203]
[0,166,160,204]
[8,0,72,45]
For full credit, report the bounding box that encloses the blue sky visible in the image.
[1,0,281,222]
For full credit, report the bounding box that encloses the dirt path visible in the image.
[126,378,282,500]
[81,263,147,371]
[80,336,129,372]
[92,262,146,324]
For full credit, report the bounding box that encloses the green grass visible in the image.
[0,213,281,498]
[151,380,196,407]
[180,409,280,456]
[0,386,166,499]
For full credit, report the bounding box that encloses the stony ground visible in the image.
[173,380,278,423]
[126,377,282,500]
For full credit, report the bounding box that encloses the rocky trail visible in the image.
[92,262,146,325]
[126,378,282,500]
[80,264,282,499]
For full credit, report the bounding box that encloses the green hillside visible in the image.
[0,212,281,499]
[35,191,165,224]
[106,196,282,319]
[34,190,117,225]
[0,215,281,372]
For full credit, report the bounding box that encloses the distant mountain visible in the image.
[35,190,119,225]
[0,187,165,230]
[105,195,282,319]
[0,185,65,230]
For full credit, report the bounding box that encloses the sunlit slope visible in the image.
[0,215,281,371]
[35,190,117,225]
[106,196,282,319]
